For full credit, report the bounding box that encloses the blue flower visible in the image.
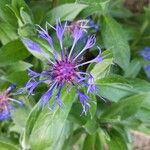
[66,19,99,34]
[22,19,102,114]
[140,47,150,79]
[0,84,23,121]
[86,16,100,32]
[65,19,100,48]
[140,47,150,60]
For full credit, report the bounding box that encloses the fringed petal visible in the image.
[75,46,102,68]
[73,35,96,61]
[56,19,66,49]
[0,109,11,121]
[36,25,58,59]
[77,90,90,115]
[22,38,54,64]
[40,82,56,106]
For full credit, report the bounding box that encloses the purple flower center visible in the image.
[53,60,76,83]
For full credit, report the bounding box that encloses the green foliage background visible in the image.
[0,0,150,150]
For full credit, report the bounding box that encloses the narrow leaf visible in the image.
[102,16,130,71]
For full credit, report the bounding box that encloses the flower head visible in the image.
[88,19,99,32]
[66,18,99,35]
[65,19,99,51]
[140,47,150,60]
[22,19,102,114]
[0,84,23,121]
[140,47,150,79]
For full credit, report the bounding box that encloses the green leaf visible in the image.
[11,0,33,19]
[90,49,113,80]
[134,93,150,124]
[107,128,129,150]
[69,102,88,125]
[83,134,96,150]
[84,119,98,135]
[23,88,77,150]
[0,40,29,66]
[11,96,32,134]
[0,2,18,44]
[0,22,18,45]
[102,16,130,71]
[0,141,19,150]
[101,92,150,120]
[97,75,150,102]
[77,0,102,3]
[91,58,113,80]
[108,0,132,18]
[77,0,110,16]
[6,61,32,72]
[43,3,87,24]
[62,128,83,150]
[6,0,33,27]
[20,7,33,24]
[145,5,150,19]
[29,0,51,24]
[89,95,97,119]
[82,132,104,150]
[0,71,29,85]
[135,107,150,124]
[21,103,42,150]
[124,59,141,78]
[0,1,17,25]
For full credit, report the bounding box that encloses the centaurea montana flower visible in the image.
[66,18,99,36]
[140,47,150,78]
[86,16,99,32]
[140,47,150,60]
[0,84,23,121]
[22,19,102,114]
